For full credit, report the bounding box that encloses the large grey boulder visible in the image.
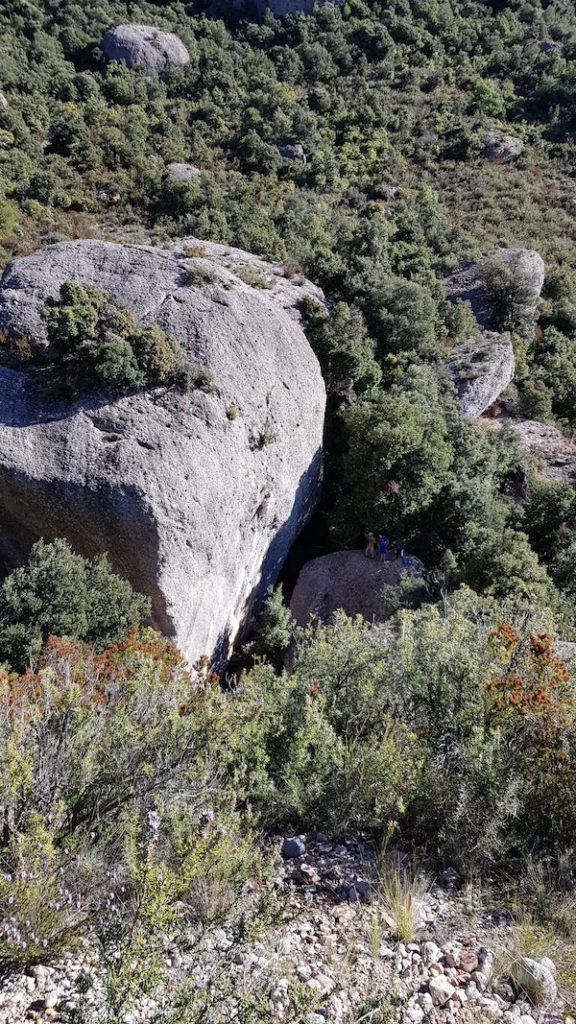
[102,25,190,75]
[290,551,424,628]
[445,331,515,418]
[444,248,545,330]
[483,130,524,164]
[0,238,326,666]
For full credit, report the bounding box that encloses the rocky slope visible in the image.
[0,834,567,1024]
[0,238,326,666]
[481,417,576,483]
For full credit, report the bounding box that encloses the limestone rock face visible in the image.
[0,238,326,666]
[483,130,524,163]
[445,331,515,418]
[102,25,190,74]
[290,551,424,628]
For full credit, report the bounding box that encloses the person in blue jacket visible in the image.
[377,533,389,562]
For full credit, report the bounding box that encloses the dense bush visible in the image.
[0,588,573,1005]
[0,538,149,669]
[239,591,575,867]
[0,630,260,973]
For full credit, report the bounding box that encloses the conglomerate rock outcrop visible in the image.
[0,238,326,665]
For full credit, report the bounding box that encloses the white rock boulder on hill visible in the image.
[0,238,326,666]
[481,417,576,483]
[445,331,515,418]
[166,162,201,181]
[102,25,190,74]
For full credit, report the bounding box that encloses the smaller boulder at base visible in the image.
[290,550,424,628]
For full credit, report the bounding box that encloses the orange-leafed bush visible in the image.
[487,624,576,842]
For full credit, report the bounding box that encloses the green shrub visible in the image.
[248,585,294,663]
[42,281,108,364]
[0,630,265,975]
[0,817,89,970]
[0,538,149,669]
[184,265,217,287]
[131,322,183,385]
[259,419,277,447]
[94,339,144,388]
[481,256,539,337]
[41,283,189,394]
[235,265,273,289]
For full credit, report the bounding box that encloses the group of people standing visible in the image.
[364,530,408,565]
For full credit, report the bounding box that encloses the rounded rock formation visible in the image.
[0,237,326,667]
[444,247,545,330]
[102,25,190,75]
[290,550,424,628]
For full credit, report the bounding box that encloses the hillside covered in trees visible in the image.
[0,1,576,1022]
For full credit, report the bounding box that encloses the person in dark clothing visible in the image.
[377,534,389,561]
[395,538,407,562]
